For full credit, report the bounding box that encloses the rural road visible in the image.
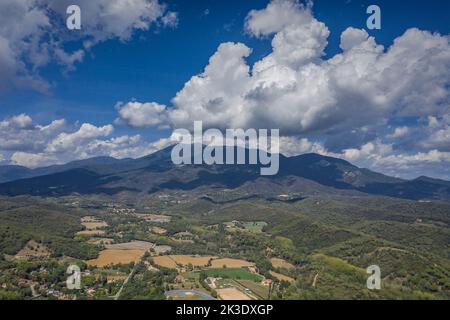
[113,265,136,300]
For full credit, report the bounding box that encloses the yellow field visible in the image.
[269,271,295,283]
[210,258,255,269]
[270,258,295,270]
[87,249,145,267]
[151,255,254,270]
[217,287,252,300]
[173,255,217,266]
[152,255,218,269]
[105,241,155,250]
[152,256,178,268]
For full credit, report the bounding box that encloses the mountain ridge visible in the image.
[0,156,129,183]
[0,146,448,201]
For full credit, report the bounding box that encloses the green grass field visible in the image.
[234,279,269,299]
[205,268,262,281]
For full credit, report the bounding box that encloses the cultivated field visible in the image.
[216,287,252,300]
[81,216,108,230]
[151,256,253,269]
[87,249,145,267]
[105,241,155,250]
[210,258,255,268]
[205,268,262,282]
[152,255,218,268]
[152,256,178,268]
[269,271,295,283]
[270,258,295,270]
[235,280,269,299]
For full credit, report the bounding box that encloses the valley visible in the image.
[0,190,448,300]
[0,148,449,300]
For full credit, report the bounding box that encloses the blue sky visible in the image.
[0,0,449,179]
[3,0,449,125]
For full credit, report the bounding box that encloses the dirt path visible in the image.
[113,264,137,300]
[30,283,40,298]
[312,273,319,288]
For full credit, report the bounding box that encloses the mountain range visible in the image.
[0,146,449,201]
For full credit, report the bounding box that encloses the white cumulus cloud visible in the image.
[0,114,172,168]
[115,101,169,128]
[118,0,449,140]
[114,0,450,179]
[0,0,177,92]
